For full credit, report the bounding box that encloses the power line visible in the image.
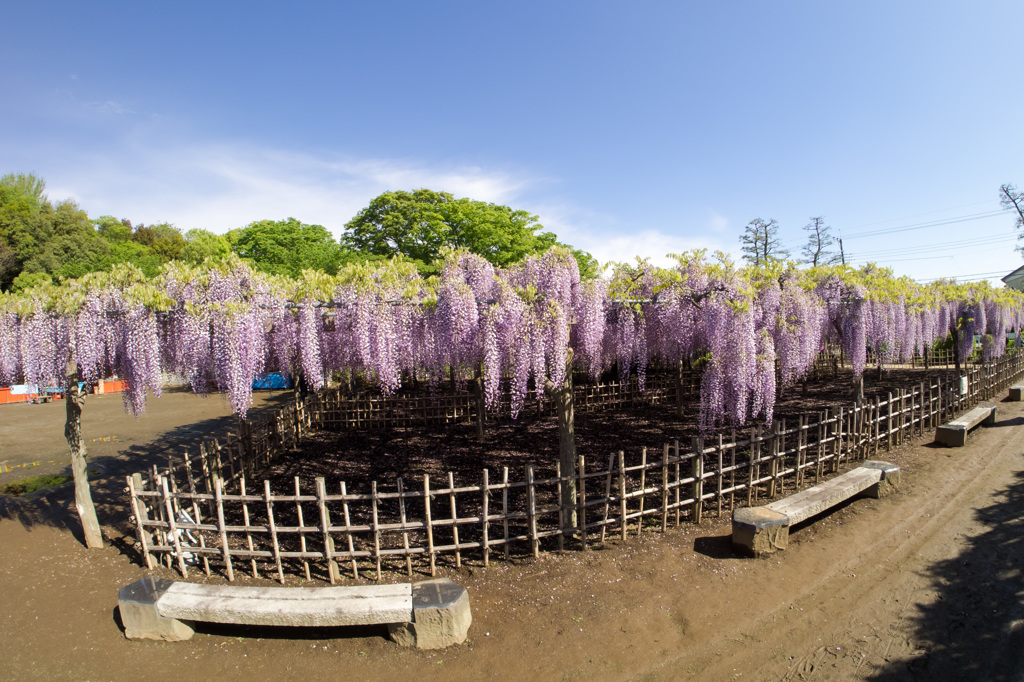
[840,199,996,231]
[849,234,1013,257]
[841,210,1005,239]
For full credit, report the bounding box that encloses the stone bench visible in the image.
[118,577,471,649]
[1009,384,1024,401]
[934,404,997,447]
[732,460,900,557]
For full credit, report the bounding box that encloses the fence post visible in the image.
[618,451,628,540]
[526,465,539,558]
[691,436,704,524]
[214,477,234,582]
[577,455,587,550]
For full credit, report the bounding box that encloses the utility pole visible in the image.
[838,237,845,265]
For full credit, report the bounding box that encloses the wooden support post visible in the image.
[371,481,382,580]
[447,472,461,567]
[874,397,881,456]
[716,434,724,517]
[481,470,491,566]
[398,478,413,576]
[729,428,737,512]
[161,477,188,578]
[661,444,670,531]
[127,474,154,570]
[214,477,234,582]
[526,465,539,558]
[690,437,704,524]
[674,439,681,526]
[340,482,359,580]
[315,477,339,584]
[424,475,436,576]
[239,477,258,578]
[637,447,647,536]
[501,467,510,560]
[294,477,310,581]
[618,451,628,541]
[578,455,587,550]
[601,453,614,543]
[264,480,284,584]
[748,427,758,505]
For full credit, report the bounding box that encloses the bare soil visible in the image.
[3,372,1023,680]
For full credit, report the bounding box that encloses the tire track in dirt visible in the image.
[645,398,1024,681]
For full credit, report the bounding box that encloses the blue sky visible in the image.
[4,1,1024,284]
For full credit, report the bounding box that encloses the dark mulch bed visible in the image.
[262,366,957,490]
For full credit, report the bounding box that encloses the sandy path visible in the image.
[2,393,1023,680]
[653,397,1024,681]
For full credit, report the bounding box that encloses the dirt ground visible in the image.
[3,383,1024,680]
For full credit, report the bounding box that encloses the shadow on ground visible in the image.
[0,394,290,538]
[870,468,1024,681]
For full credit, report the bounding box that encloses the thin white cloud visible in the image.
[528,202,733,268]
[47,141,533,235]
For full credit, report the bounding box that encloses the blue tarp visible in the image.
[252,373,292,390]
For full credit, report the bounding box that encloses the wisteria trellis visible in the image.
[2,249,1023,432]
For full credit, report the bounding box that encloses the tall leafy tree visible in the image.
[0,173,53,288]
[740,218,789,266]
[233,218,348,277]
[342,189,599,276]
[181,228,231,264]
[801,216,841,266]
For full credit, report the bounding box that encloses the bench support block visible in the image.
[859,460,901,498]
[731,507,790,557]
[388,579,472,649]
[732,461,900,558]
[118,577,471,649]
[1010,385,1024,402]
[118,577,195,641]
[935,405,996,447]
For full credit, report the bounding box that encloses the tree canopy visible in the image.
[231,218,354,277]
[740,218,789,266]
[801,216,841,267]
[342,189,599,277]
[0,173,604,288]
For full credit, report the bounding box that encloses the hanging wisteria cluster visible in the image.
[2,250,1024,430]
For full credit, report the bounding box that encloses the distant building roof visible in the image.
[1003,264,1024,291]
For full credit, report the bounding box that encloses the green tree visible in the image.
[104,240,163,277]
[232,218,346,277]
[740,218,789,266]
[181,228,231,264]
[23,230,112,280]
[132,222,185,261]
[94,215,133,243]
[0,173,53,288]
[10,271,51,292]
[342,189,597,275]
[800,216,841,267]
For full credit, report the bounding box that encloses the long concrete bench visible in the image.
[118,577,471,649]
[1009,384,1024,401]
[732,460,900,557]
[934,404,996,447]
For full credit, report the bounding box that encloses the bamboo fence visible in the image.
[125,350,1024,583]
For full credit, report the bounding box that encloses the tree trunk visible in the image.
[676,359,685,417]
[545,349,576,533]
[473,365,485,444]
[65,366,103,549]
[853,374,864,404]
[951,326,962,375]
